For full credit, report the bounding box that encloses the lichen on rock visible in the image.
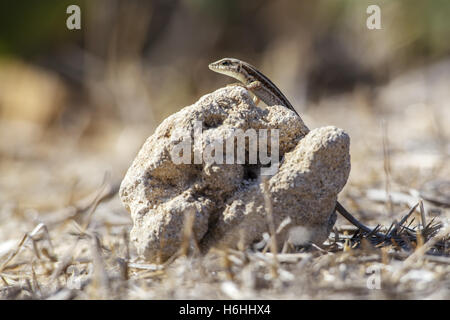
[119,86,350,262]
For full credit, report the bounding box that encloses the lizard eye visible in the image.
[221,61,230,66]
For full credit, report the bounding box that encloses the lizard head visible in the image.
[208,58,247,83]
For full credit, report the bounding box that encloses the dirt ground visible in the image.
[0,58,448,300]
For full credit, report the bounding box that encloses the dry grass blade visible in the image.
[89,234,111,299]
[382,119,394,216]
[0,223,56,273]
[127,263,164,271]
[419,199,427,230]
[0,234,28,273]
[31,263,41,298]
[261,176,279,277]
[82,172,112,231]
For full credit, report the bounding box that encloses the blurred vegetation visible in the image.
[1,1,449,59]
[0,0,83,56]
[0,0,449,128]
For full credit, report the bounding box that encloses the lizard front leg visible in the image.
[246,81,263,105]
[227,81,262,105]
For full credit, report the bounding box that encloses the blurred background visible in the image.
[0,0,449,239]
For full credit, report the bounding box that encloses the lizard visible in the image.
[208,57,375,234]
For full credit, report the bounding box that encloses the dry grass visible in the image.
[0,194,447,299]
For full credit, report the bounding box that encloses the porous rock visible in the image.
[119,86,350,261]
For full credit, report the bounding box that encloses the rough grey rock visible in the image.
[119,86,350,262]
